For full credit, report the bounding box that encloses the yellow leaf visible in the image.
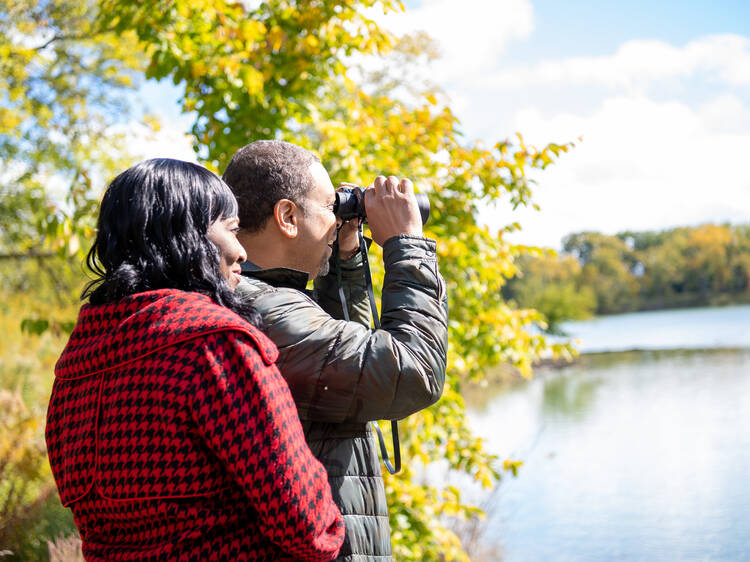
[241,66,265,94]
[268,26,284,51]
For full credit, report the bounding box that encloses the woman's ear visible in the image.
[274,199,300,239]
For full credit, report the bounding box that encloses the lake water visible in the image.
[464,305,750,561]
[559,304,750,353]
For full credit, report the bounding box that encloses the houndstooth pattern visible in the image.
[46,289,344,561]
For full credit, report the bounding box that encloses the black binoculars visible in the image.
[334,184,430,225]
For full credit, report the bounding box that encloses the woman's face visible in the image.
[207,215,247,290]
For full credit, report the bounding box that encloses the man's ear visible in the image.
[274,199,300,239]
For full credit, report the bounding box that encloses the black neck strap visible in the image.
[334,223,401,475]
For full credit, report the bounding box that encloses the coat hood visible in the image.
[55,289,277,381]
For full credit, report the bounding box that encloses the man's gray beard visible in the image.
[316,254,330,278]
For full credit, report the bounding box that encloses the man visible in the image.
[223,140,447,561]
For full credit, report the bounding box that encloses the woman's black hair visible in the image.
[82,158,262,328]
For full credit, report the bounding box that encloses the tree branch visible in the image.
[33,27,118,51]
[0,251,56,261]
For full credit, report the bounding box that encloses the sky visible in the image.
[133,0,750,249]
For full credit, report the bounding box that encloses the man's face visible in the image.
[294,162,338,280]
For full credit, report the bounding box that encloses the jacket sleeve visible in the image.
[189,331,344,561]
[313,251,371,326]
[249,235,448,423]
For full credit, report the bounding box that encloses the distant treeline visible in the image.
[503,223,750,331]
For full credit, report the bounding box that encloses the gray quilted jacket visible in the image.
[236,235,448,561]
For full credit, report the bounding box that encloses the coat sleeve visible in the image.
[189,331,344,561]
[248,235,448,423]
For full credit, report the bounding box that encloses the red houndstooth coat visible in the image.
[46,289,344,561]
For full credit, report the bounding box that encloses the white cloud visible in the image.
[484,34,750,91]
[483,94,750,248]
[699,93,750,134]
[379,0,535,82]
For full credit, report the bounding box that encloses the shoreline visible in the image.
[534,345,750,370]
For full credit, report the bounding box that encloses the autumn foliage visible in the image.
[1,1,573,558]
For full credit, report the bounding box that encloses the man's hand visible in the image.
[365,176,423,247]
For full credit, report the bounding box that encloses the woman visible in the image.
[45,159,344,561]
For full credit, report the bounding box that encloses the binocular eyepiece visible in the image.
[334,184,430,225]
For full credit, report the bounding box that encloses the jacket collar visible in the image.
[241,260,309,291]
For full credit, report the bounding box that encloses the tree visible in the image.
[517,224,750,314]
[504,252,596,334]
[728,225,750,293]
[564,232,639,314]
[0,0,153,264]
[683,224,733,297]
[2,1,574,558]
[97,0,403,169]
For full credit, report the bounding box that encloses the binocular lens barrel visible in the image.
[334,186,430,225]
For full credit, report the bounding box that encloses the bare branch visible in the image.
[33,27,117,51]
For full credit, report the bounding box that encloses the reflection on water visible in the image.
[540,371,602,420]
[466,349,750,561]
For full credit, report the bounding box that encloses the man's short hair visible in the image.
[222,140,321,233]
